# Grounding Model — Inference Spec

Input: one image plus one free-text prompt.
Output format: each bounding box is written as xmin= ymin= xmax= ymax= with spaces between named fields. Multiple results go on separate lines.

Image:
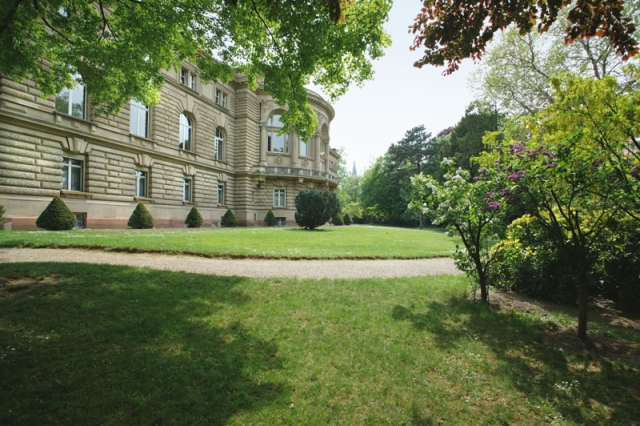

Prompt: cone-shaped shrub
xmin=294 ymin=189 xmax=339 ymax=230
xmin=185 ymin=206 xmax=204 ymax=228
xmin=221 ymin=209 xmax=238 ymax=227
xmin=128 ymin=203 xmax=155 ymax=229
xmin=0 ymin=205 xmax=6 ymax=230
xmin=36 ymin=196 xmax=76 ymax=230
xmin=331 ymin=213 xmax=344 ymax=226
xmin=264 ymin=209 xmax=277 ymax=226
xmin=343 ymin=213 xmax=352 ymax=225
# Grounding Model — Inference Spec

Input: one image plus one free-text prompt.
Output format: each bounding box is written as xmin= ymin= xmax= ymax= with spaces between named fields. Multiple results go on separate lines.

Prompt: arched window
xmin=179 ymin=113 xmax=192 ymax=151
xmin=215 ymin=128 xmax=224 ymax=160
xmin=267 ymin=114 xmax=288 ymax=153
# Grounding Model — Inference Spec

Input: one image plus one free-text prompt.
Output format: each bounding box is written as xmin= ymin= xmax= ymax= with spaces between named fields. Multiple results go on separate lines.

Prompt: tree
xmin=439 ymin=102 xmax=499 ymax=177
xmin=410 ymin=0 xmax=639 ymax=75
xmin=343 ymin=212 xmax=352 ymax=225
xmin=128 ymin=203 xmax=155 ymax=229
xmin=294 ymin=189 xmax=339 ymax=230
xmin=411 ymin=159 xmax=505 ymax=303
xmin=221 ymin=209 xmax=238 ymax=227
xmin=1 ymin=0 xmax=391 ymax=140
xmin=185 ymin=206 xmax=204 ymax=228
xmin=264 ymin=209 xmax=277 ymax=226
xmin=480 ymin=75 xmax=640 ymax=339
xmin=36 ymin=196 xmax=76 ymax=230
xmin=388 ymin=125 xmax=432 ymax=228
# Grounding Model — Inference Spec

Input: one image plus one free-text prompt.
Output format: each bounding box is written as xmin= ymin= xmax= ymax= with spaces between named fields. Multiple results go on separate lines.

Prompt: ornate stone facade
xmin=0 ymin=67 xmax=339 ymax=229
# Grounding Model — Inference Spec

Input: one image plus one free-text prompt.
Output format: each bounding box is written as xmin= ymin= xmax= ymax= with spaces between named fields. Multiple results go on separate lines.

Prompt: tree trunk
xmin=419 ymin=211 xmax=424 ymax=229
xmin=479 ymin=272 xmax=488 ymax=303
xmin=576 ymin=271 xmax=589 ymax=340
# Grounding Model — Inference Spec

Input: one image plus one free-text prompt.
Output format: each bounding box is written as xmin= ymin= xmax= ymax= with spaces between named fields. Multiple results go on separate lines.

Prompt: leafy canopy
xmin=410 ymin=0 xmax=638 ymax=74
xmin=1 ymin=0 xmax=391 ymax=140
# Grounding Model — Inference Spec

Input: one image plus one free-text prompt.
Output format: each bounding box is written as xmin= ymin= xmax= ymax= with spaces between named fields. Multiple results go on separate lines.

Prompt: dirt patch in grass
xmin=0 ymin=275 xmax=60 ymax=298
xmin=485 ymin=290 xmax=640 ymax=365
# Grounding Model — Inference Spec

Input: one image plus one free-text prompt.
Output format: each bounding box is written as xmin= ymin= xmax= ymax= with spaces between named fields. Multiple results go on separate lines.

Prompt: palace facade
xmin=0 ymin=66 xmax=339 ymax=229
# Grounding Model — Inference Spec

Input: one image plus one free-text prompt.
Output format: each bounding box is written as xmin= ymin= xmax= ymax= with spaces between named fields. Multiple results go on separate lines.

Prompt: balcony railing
xmin=263 ymin=167 xmax=335 ymax=182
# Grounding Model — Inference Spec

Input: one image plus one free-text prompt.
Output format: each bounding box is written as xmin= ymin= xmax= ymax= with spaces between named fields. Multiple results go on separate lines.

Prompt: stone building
xmin=0 ymin=66 xmax=339 ymax=229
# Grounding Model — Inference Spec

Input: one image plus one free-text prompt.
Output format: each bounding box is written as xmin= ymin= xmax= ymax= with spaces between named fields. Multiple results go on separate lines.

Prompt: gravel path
xmin=0 ymin=248 xmax=461 ymax=279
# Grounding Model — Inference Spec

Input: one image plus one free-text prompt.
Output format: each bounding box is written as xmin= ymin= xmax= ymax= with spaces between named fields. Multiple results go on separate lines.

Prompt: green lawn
xmin=1 ymin=263 xmax=638 ymax=425
xmin=0 ymin=225 xmax=457 ymax=259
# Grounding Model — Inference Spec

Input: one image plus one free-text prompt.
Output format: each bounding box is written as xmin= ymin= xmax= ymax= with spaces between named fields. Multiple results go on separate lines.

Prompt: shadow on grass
xmin=0 ymin=263 xmax=285 ymax=425
xmin=392 ymin=299 xmax=640 ymax=425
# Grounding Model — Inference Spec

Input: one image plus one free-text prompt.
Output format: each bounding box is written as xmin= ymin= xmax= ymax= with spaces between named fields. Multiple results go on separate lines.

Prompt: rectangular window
xmin=276 ymin=217 xmax=286 ymax=226
xmin=216 ymin=90 xmax=227 ymax=108
xmin=217 ymin=184 xmax=224 ymax=204
xmin=189 ymin=73 xmax=196 ymax=90
xmin=55 ymin=75 xmax=85 ymax=119
xmin=129 ymin=100 xmax=149 ymax=138
xmin=180 ymin=69 xmax=187 ymax=85
xmin=300 ymin=139 xmax=310 ymax=157
xmin=62 ymin=157 xmax=84 ymax=191
xmin=183 ymin=178 xmax=192 ymax=202
xmin=135 ymin=170 xmax=148 ymax=198
xmin=273 ymin=188 xmax=286 ymax=207
xmin=74 ymin=213 xmax=86 ymax=229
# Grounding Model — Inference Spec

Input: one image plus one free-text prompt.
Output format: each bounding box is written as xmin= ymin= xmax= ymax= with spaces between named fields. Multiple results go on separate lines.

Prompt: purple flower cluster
xmin=508 ymin=170 xmax=526 ymax=181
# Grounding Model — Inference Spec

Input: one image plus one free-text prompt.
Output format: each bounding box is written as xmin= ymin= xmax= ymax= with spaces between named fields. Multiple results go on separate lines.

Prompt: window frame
xmin=135 ymin=169 xmax=149 ymax=198
xmin=180 ymin=69 xmax=188 ymax=85
xmin=215 ymin=89 xmax=228 ymax=108
xmin=267 ymin=114 xmax=289 ymax=154
xmin=214 ymin=128 xmax=224 ymax=161
xmin=299 ymin=138 xmax=311 ymax=157
xmin=273 ymin=188 xmax=286 ymax=207
xmin=217 ymin=184 xmax=224 ymax=205
xmin=129 ymin=100 xmax=149 ymax=138
xmin=183 ymin=177 xmax=193 ymax=202
xmin=179 ymin=113 xmax=193 ymax=151
xmin=54 ymin=74 xmax=86 ymax=119
xmin=62 ymin=156 xmax=84 ymax=191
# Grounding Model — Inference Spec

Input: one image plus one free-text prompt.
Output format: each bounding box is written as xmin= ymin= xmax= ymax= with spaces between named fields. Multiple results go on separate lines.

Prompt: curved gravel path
xmin=0 ymin=248 xmax=461 ymax=279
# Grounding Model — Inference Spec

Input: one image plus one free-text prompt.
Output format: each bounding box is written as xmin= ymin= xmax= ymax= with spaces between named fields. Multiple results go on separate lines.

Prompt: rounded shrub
xmin=331 ymin=213 xmax=344 ymax=226
xmin=128 ymin=203 xmax=155 ymax=229
xmin=185 ymin=206 xmax=204 ymax=228
xmin=221 ymin=209 xmax=238 ymax=227
xmin=294 ymin=189 xmax=339 ymax=230
xmin=343 ymin=213 xmax=352 ymax=225
xmin=264 ymin=209 xmax=277 ymax=226
xmin=36 ymin=196 xmax=76 ymax=230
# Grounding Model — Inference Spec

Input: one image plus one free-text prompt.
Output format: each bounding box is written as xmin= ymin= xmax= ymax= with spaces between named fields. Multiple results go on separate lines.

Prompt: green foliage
xmin=221 ymin=209 xmax=238 ymax=227
xmin=342 ymin=202 xmax=363 ymax=221
xmin=331 ymin=213 xmax=344 ymax=226
xmin=264 ymin=210 xmax=277 ymax=227
xmin=1 ymin=0 xmax=391 ymax=140
xmin=410 ymin=159 xmax=506 ymax=303
xmin=294 ymin=189 xmax=339 ymax=230
xmin=185 ymin=206 xmax=204 ymax=228
xmin=128 ymin=203 xmax=155 ymax=229
xmin=36 ymin=196 xmax=76 ymax=231
xmin=343 ymin=213 xmax=352 ymax=225
xmin=0 ymin=205 xmax=5 ymax=230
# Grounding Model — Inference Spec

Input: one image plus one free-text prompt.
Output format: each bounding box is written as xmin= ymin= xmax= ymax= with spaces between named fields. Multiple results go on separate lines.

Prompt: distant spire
xmin=352 ymin=161 xmax=357 ymax=176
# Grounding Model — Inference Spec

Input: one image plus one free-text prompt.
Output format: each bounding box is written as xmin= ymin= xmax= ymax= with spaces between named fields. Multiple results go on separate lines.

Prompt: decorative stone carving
xmin=275 ymin=155 xmax=283 ymax=164
xmin=218 ymin=173 xmax=227 ymax=182
xmin=302 ymin=159 xmax=309 ymax=167
xmin=183 ymin=165 xmax=197 ymax=176
xmin=135 ymin=154 xmax=154 ymax=167
xmin=61 ymin=137 xmax=90 ymax=154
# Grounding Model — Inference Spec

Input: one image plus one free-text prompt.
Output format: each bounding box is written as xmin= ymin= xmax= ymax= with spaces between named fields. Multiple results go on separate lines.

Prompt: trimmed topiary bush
xmin=294 ymin=189 xmax=339 ymax=230
xmin=36 ymin=196 xmax=76 ymax=230
xmin=343 ymin=213 xmax=352 ymax=225
xmin=0 ymin=205 xmax=6 ymax=230
xmin=128 ymin=203 xmax=155 ymax=229
xmin=185 ymin=206 xmax=204 ymax=228
xmin=264 ymin=209 xmax=277 ymax=226
xmin=221 ymin=209 xmax=238 ymax=227
xmin=331 ymin=213 xmax=344 ymax=226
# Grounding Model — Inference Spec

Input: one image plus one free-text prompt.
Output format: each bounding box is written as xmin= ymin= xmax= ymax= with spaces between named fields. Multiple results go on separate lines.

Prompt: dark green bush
xmin=36 ymin=196 xmax=76 ymax=230
xmin=0 ymin=205 xmax=5 ymax=230
xmin=294 ymin=189 xmax=339 ymax=230
xmin=128 ymin=203 xmax=155 ymax=229
xmin=185 ymin=206 xmax=204 ymax=228
xmin=331 ymin=213 xmax=344 ymax=226
xmin=264 ymin=210 xmax=277 ymax=226
xmin=221 ymin=209 xmax=238 ymax=227
xmin=343 ymin=213 xmax=352 ymax=225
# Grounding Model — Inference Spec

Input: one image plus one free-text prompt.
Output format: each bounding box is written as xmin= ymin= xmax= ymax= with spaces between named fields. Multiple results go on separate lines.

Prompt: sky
xmin=311 ymin=2 xmax=480 ymax=175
